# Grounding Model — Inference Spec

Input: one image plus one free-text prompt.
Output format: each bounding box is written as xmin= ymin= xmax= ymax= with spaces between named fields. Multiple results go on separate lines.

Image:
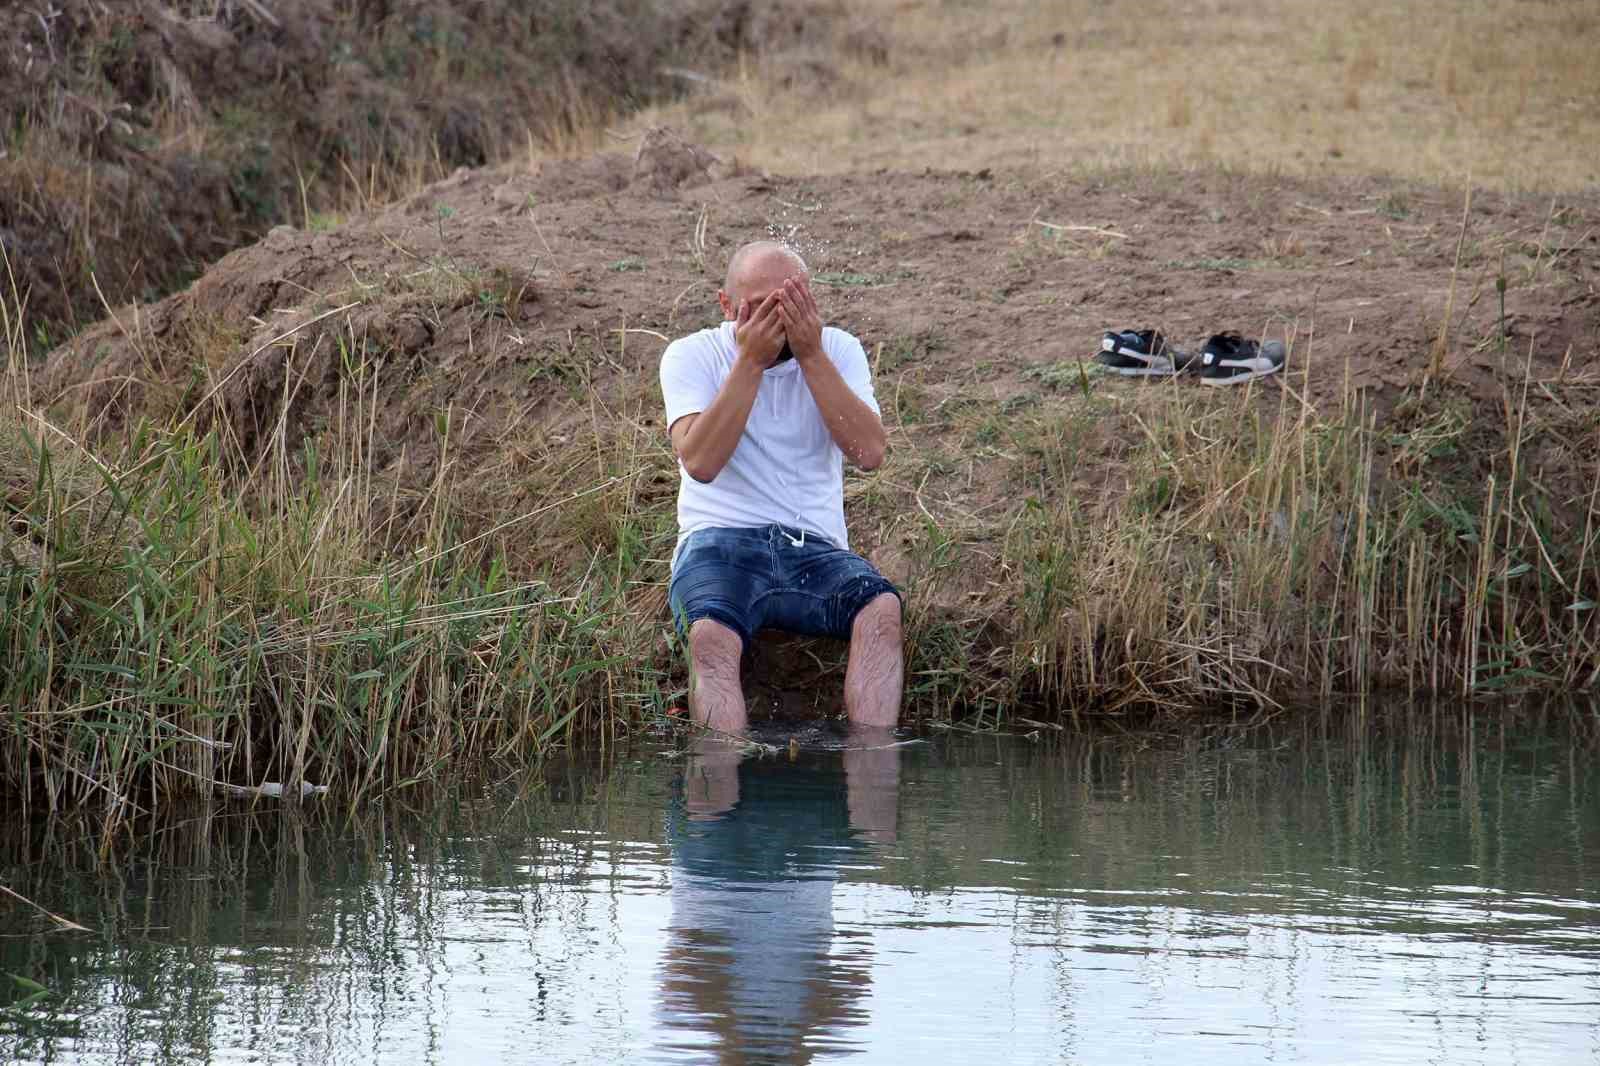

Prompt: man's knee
xmin=688 ymin=617 xmax=743 ymax=673
xmin=852 ymin=593 xmax=902 ymax=645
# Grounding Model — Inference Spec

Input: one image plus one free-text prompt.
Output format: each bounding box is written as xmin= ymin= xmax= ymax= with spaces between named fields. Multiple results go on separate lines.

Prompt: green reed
xmin=998 ymin=341 xmax=1600 ymax=713
xmin=1 ymin=304 xmax=674 ymax=824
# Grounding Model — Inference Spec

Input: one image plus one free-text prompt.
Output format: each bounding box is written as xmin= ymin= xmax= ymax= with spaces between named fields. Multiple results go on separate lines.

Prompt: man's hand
xmin=669 ymin=293 xmax=778 ymax=483
xmin=773 ymin=273 xmax=888 ymax=470
xmin=776 ymin=275 xmax=824 ymax=363
xmin=733 ymin=291 xmax=786 ymax=369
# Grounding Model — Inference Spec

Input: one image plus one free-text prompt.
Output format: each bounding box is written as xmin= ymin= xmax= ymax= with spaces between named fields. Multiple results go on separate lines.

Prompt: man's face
xmin=719 ymin=253 xmax=808 ymax=363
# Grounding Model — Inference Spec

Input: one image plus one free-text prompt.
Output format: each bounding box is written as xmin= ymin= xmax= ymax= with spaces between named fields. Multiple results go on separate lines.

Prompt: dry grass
xmin=628 ymin=0 xmax=1600 ymax=194
xmin=0 ymin=258 xmax=678 ymax=826
xmin=866 ymin=343 xmax=1600 ymax=721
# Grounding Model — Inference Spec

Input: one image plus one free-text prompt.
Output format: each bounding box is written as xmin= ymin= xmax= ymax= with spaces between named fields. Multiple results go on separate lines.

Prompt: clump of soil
xmin=1 ymin=0 xmax=866 ymax=348
xmin=633 ymin=127 xmax=724 ymax=192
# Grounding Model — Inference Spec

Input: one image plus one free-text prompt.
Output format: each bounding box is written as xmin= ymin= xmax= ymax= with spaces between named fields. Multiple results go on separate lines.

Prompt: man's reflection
xmin=656 ymin=729 xmax=901 ymax=1063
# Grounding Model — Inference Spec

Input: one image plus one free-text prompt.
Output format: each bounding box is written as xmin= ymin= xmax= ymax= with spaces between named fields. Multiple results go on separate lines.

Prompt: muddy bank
xmin=30 ymin=153 xmax=1600 ymax=713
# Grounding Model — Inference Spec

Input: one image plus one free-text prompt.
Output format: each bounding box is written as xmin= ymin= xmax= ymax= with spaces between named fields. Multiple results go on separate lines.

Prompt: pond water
xmin=3 ymin=708 xmax=1598 ymax=1065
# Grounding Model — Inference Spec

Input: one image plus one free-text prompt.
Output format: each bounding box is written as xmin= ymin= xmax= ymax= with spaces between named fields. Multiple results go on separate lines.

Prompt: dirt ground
xmin=630 ymin=0 xmax=1600 ymax=194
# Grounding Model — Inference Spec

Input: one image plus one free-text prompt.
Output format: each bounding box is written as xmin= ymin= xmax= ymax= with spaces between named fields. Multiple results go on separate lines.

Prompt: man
xmin=660 ymin=240 xmax=902 ymax=734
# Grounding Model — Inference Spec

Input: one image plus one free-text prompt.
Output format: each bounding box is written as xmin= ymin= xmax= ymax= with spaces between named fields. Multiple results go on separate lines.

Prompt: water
xmin=3 ymin=709 xmax=1599 ymax=1064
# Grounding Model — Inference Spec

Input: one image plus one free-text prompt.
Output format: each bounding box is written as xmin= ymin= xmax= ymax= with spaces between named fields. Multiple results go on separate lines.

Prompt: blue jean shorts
xmin=669 ymin=524 xmax=900 ymax=650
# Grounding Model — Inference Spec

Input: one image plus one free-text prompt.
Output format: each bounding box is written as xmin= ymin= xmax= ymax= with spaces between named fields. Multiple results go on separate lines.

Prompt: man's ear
xmin=717 ymin=289 xmax=734 ymax=320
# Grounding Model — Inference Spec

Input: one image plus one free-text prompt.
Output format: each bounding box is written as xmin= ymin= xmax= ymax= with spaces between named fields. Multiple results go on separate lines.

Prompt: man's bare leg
xmin=688 ymin=618 xmax=748 ymax=734
xmin=844 ymin=593 xmax=903 ymax=728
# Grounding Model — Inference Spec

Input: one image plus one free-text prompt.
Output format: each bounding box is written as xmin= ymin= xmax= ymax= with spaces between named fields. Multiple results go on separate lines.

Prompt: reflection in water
xmin=2 ymin=708 xmax=1598 ymax=1064
xmin=656 ymin=732 xmax=899 ymax=1063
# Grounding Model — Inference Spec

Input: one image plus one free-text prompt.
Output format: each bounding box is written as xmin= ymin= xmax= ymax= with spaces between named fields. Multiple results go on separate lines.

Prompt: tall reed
xmin=999 ymin=343 xmax=1600 ymax=712
xmin=1 ymin=292 xmax=674 ymax=825
xmin=7 ymin=271 xmax=1599 ymax=827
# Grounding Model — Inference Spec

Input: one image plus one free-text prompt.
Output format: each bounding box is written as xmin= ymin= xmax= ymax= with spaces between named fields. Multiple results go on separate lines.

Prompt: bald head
xmin=721 ymin=241 xmax=808 ymax=305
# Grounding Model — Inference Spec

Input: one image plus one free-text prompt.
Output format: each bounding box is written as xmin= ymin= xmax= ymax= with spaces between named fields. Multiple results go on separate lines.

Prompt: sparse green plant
xmin=1022 ymin=360 xmax=1107 ymax=392
xmin=890 ymin=379 xmax=929 ymax=425
xmin=813 ymin=271 xmax=884 ymax=288
xmin=1162 ymin=256 xmax=1259 ymax=272
xmin=1387 ymin=401 xmax=1470 ymax=468
xmin=1379 ymin=191 xmax=1411 ymax=220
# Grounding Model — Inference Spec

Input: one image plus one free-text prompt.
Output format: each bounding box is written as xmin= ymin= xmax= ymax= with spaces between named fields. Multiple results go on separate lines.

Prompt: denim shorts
xmin=669 ymin=524 xmax=900 ymax=650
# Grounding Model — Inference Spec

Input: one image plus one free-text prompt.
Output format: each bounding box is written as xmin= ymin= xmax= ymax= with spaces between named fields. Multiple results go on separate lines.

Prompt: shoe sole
xmin=1096 ymin=353 xmax=1176 ymax=375
xmin=1200 ymin=361 xmax=1283 ymax=386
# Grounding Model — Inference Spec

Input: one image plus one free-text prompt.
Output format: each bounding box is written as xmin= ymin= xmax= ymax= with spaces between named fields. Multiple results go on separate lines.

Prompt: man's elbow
xmin=855 ymin=440 xmax=887 ymax=472
xmin=681 ymin=456 xmax=721 ymax=483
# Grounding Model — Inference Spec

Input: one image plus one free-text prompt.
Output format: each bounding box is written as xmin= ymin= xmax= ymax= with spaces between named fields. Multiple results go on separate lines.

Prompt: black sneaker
xmin=1096 ymin=329 xmax=1193 ymax=376
xmin=1197 ymin=333 xmax=1286 ymax=386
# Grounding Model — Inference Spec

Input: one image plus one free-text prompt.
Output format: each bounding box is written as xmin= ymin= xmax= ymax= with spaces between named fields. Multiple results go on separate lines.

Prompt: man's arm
xmin=777 ymin=276 xmax=887 ymax=471
xmin=669 ymin=370 xmax=760 ymax=484
xmin=670 ymin=292 xmax=786 ymax=483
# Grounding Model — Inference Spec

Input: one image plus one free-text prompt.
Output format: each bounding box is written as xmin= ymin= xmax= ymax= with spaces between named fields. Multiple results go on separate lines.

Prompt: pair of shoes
xmin=1096 ymin=329 xmax=1285 ymax=385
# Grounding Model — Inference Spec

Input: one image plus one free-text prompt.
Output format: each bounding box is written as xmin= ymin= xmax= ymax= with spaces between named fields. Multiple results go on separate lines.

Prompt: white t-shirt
xmin=660 ymin=321 xmax=880 ymax=555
